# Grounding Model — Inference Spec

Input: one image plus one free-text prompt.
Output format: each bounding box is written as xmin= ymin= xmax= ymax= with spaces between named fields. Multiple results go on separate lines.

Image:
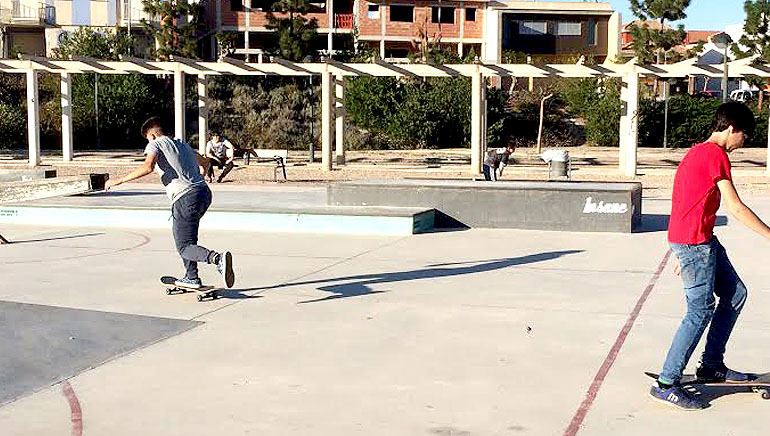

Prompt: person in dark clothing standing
xmin=104 ymin=117 xmax=235 ymax=290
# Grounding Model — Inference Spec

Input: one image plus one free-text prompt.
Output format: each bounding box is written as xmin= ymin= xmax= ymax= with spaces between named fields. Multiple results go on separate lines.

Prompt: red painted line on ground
xmin=563 ymin=249 xmax=671 ymax=436
xmin=61 ymin=380 xmax=83 ymax=436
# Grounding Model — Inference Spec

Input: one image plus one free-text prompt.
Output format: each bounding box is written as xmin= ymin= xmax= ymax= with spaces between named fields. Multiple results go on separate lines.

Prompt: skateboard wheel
xmin=761 ymin=390 xmax=770 ymax=400
xmin=197 ymin=295 xmax=203 ymax=302
xmin=166 ymin=289 xmax=172 ymax=295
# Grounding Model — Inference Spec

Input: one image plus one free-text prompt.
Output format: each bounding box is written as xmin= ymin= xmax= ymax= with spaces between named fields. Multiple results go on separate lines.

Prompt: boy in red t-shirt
xmin=650 ymin=102 xmax=770 ymax=410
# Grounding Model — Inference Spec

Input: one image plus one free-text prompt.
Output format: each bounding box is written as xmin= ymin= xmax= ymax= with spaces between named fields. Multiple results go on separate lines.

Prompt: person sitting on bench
xmin=204 ymin=132 xmax=235 ymax=183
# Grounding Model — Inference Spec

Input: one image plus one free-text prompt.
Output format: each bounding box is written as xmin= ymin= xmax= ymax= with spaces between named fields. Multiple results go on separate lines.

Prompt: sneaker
xmin=649 ymin=383 xmax=709 ymax=410
xmin=216 ymin=251 xmax=234 ymax=288
xmin=696 ymin=362 xmax=754 ymax=383
xmin=174 ymin=277 xmax=203 ymax=289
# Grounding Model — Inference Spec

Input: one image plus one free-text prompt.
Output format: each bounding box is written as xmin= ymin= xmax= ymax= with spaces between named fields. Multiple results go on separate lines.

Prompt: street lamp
xmin=710 ymin=32 xmax=732 ymax=102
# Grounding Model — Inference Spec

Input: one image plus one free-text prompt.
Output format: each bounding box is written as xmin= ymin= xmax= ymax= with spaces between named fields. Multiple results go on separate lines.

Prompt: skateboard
xmin=645 ymin=371 xmax=770 ymax=400
xmin=161 ymin=276 xmax=220 ymax=302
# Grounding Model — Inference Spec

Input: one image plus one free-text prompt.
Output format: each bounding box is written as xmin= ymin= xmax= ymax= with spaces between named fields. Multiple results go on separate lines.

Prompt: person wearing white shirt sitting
xmin=205 ymin=132 xmax=235 ymax=183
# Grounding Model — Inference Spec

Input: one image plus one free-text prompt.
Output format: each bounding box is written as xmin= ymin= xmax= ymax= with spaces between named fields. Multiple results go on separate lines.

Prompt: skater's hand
xmin=104 ymin=178 xmax=121 ymax=192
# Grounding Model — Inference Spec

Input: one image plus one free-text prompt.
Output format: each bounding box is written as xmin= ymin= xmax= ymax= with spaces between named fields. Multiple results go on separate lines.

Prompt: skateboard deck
xmin=161 ymin=276 xmax=220 ymax=302
xmin=645 ymin=371 xmax=770 ymax=399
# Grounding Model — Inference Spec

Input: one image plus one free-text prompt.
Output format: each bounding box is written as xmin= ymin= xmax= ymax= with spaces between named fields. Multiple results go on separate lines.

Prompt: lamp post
xmin=710 ymin=32 xmax=732 ymax=102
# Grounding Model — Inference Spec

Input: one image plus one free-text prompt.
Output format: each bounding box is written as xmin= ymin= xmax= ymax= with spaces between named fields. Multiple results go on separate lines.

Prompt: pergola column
xmin=619 ymin=72 xmax=640 ymax=176
xmin=174 ymin=69 xmax=185 ymax=141
xmin=26 ymin=70 xmax=40 ymax=167
xmin=61 ymin=72 xmax=73 ymax=162
xmin=335 ymin=74 xmax=346 ymax=165
xmin=471 ymin=68 xmax=484 ymax=175
xmin=197 ymin=74 xmax=208 ymax=154
xmin=321 ymin=70 xmax=334 ymax=171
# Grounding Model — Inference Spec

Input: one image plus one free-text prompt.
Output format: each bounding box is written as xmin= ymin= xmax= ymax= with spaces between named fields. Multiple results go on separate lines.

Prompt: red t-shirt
xmin=668 ymin=142 xmax=732 ymax=244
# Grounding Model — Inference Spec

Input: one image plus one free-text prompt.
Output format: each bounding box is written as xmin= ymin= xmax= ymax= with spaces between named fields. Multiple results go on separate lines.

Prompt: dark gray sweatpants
xmin=172 ymin=185 xmax=215 ymax=280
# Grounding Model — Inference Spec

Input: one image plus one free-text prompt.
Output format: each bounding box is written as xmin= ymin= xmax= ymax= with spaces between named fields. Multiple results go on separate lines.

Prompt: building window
xmin=431 ymin=6 xmax=454 ymax=24
xmin=520 ymin=21 xmax=547 ymax=35
xmin=587 ymin=19 xmax=597 ymax=45
xmin=556 ymin=22 xmax=581 ymax=36
xmin=230 ymin=0 xmax=243 ymax=12
xmin=465 ymin=8 xmax=476 ymax=22
xmin=390 ymin=5 xmax=414 ymax=22
xmin=367 ymin=4 xmax=379 ymax=19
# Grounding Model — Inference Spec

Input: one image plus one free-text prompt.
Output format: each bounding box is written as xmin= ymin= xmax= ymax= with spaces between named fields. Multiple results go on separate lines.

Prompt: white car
xmin=730 ymin=89 xmax=754 ymax=103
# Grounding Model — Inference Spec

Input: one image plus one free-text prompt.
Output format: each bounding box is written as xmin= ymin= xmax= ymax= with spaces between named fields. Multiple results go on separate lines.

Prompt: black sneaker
xmin=649 ymin=383 xmax=709 ymax=410
xmin=216 ymin=251 xmax=235 ymax=288
xmin=696 ymin=362 xmax=753 ymax=383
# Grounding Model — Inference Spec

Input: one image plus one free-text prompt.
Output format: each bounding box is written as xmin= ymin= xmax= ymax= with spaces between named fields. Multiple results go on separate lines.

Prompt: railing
xmin=4 ymin=1 xmax=55 ymax=25
xmin=335 ymin=13 xmax=353 ymax=29
xmin=122 ymin=0 xmax=155 ymax=23
xmin=39 ymin=4 xmax=54 ymax=25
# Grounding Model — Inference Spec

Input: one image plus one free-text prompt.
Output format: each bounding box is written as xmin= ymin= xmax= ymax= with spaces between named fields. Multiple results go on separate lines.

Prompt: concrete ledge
xmin=0 ymin=205 xmax=435 ymax=235
xmin=328 ymin=179 xmax=642 ymax=233
xmin=0 ymin=174 xmax=107 ymax=204
xmin=0 ymin=168 xmax=56 ymax=183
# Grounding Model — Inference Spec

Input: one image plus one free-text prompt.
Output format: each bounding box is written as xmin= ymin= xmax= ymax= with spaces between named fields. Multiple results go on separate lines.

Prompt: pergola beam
xmin=6 ymin=57 xmax=770 ymax=176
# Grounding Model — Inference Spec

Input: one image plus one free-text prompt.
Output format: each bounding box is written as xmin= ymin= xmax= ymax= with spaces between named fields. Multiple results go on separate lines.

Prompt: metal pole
xmin=309 ymin=76 xmax=315 ymax=163
xmin=663 ymin=80 xmax=669 ymax=148
xmin=722 ymin=44 xmax=728 ymax=103
xmin=95 ymin=74 xmax=100 ymax=149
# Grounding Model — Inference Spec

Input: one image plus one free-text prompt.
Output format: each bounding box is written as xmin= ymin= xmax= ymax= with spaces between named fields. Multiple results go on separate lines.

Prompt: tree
xmin=141 ymin=0 xmax=203 ymax=59
xmin=54 ymin=27 xmax=133 ymax=60
xmin=266 ymin=0 xmax=319 ymax=61
xmin=628 ymin=0 xmax=690 ymax=64
xmin=734 ymin=0 xmax=770 ymax=108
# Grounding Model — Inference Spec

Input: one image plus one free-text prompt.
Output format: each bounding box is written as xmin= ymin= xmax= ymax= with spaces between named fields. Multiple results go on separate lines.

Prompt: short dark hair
xmin=713 ymin=102 xmax=755 ymax=136
xmin=140 ymin=116 xmax=164 ymax=136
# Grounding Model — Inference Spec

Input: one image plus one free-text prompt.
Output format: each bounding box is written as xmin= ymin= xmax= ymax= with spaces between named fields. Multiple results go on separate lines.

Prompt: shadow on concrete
xmin=215 ymin=289 xmax=263 ymax=300
xmin=83 ymin=190 xmax=165 ymax=197
xmin=265 ymin=250 xmax=583 ymax=304
xmin=7 ymin=232 xmax=104 ymax=245
xmin=433 ymin=210 xmax=470 ymax=231
xmin=636 ymin=214 xmax=727 ymax=233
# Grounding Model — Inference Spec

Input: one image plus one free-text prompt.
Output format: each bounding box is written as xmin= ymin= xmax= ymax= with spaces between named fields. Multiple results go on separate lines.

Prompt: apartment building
xmin=0 ymin=0 xmax=154 ymax=58
xmin=46 ymin=0 xmax=155 ymax=55
xmin=486 ymin=1 xmax=620 ymax=63
xmin=206 ymin=0 xmax=620 ymax=63
xmin=0 ymin=0 xmax=56 ymax=57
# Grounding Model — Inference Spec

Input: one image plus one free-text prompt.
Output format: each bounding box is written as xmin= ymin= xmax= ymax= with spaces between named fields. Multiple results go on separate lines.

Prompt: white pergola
xmin=2 ymin=55 xmax=769 ymax=177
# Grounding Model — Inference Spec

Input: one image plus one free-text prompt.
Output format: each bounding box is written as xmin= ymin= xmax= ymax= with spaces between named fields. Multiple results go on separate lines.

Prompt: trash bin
xmin=541 ymin=149 xmax=570 ymax=180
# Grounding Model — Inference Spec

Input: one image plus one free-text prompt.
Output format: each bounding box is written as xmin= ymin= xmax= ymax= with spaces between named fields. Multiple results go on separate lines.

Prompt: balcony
xmin=121 ymin=0 xmax=156 ymax=25
xmin=0 ymin=1 xmax=55 ymax=26
xmin=334 ymin=13 xmax=352 ymax=29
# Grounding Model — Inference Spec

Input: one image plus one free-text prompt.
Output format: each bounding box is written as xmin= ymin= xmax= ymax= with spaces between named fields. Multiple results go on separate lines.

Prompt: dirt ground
xmin=3 ymin=146 xmax=770 ymax=197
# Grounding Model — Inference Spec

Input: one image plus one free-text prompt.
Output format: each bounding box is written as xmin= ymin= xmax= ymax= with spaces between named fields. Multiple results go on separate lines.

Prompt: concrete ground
xmin=2 ymin=186 xmax=770 ymax=435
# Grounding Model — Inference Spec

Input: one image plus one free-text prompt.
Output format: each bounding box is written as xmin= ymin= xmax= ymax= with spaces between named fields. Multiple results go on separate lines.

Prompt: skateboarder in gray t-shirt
xmin=104 ymin=117 xmax=235 ymax=289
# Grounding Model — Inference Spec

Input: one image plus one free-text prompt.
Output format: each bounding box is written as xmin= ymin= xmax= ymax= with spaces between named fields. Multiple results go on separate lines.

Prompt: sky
xmin=607 ymin=0 xmax=747 ymax=31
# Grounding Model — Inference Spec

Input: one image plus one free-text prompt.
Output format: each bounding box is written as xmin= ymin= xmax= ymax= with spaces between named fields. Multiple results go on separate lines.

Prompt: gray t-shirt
xmin=144 ymin=136 xmax=205 ymax=203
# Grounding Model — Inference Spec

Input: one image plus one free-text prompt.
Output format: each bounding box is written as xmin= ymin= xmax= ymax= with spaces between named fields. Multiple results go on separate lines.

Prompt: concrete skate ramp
xmin=328 ymin=179 xmax=643 ymax=232
xmin=0 ymin=301 xmax=200 ymax=405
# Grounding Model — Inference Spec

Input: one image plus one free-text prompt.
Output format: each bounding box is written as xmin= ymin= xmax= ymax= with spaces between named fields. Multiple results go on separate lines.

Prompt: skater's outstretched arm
xmin=105 ymin=152 xmax=158 ymax=191
xmin=717 ymin=179 xmax=770 ymax=239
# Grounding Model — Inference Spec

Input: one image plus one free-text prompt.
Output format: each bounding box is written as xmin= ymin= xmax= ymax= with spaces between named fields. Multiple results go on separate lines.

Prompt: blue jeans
xmin=171 ymin=185 xmax=214 ymax=280
xmin=659 ymin=237 xmax=748 ymax=384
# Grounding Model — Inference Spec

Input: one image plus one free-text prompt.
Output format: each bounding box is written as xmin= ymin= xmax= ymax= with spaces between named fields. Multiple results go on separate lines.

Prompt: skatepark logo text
xmin=582 ymin=197 xmax=628 ymax=214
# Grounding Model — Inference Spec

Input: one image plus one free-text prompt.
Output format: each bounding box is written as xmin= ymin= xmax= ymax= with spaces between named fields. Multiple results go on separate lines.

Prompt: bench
xmin=240 ymin=148 xmax=288 ymax=182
